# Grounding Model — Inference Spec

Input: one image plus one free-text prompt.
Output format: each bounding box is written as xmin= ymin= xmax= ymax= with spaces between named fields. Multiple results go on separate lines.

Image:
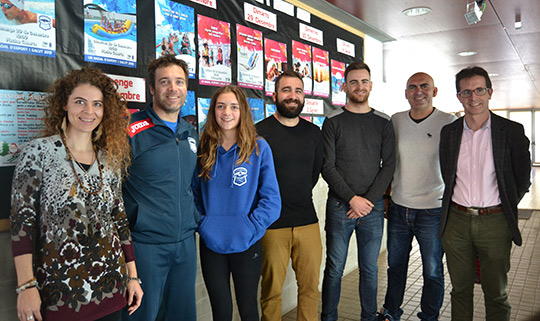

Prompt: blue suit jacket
xmin=439 ymin=112 xmax=531 ymax=245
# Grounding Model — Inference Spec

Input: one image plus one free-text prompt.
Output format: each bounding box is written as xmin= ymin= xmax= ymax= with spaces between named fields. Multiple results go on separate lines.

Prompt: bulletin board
xmin=0 ymin=0 xmax=364 ymax=223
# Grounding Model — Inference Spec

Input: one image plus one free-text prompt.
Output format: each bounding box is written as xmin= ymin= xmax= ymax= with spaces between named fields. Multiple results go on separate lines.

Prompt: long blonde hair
xmin=197 ymin=86 xmax=259 ymax=181
xmin=42 ymin=67 xmax=131 ymax=175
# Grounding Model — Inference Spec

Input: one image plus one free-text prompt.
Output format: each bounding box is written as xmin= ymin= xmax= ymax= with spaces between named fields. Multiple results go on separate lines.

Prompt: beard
xmin=154 ymin=95 xmax=185 ymax=114
xmin=276 ymin=98 xmax=304 ymax=118
xmin=348 ymin=90 xmax=370 ymax=104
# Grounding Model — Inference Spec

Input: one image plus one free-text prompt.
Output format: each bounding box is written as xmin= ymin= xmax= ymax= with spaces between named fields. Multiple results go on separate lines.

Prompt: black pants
xmin=200 ymin=238 xmax=263 ymax=321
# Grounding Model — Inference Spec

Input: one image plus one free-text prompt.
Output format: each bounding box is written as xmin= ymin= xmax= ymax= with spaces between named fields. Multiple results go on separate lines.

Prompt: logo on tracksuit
xmin=232 ymin=167 xmax=248 ymax=186
xmin=128 ymin=118 xmax=155 ymax=137
xmin=188 ymin=137 xmax=197 ymax=154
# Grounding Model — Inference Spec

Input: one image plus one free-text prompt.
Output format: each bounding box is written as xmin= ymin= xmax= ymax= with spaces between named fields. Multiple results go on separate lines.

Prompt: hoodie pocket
xmin=198 ymin=214 xmax=256 ymax=254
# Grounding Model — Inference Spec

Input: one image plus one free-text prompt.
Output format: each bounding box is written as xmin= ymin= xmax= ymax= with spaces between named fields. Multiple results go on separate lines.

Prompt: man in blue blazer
xmin=439 ymin=66 xmax=531 ymax=321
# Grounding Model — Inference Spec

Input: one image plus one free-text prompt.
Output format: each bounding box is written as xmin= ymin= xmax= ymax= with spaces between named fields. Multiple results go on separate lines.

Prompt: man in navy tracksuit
xmin=122 ymin=56 xmax=199 ymax=321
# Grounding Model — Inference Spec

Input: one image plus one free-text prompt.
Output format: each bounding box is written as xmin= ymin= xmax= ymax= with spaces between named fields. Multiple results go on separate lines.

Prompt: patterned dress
xmin=10 ymin=135 xmax=135 ymax=321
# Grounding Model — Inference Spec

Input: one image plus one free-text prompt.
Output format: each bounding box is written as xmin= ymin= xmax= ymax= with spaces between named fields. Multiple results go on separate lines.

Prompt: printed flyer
xmin=0 ymin=89 xmax=47 ymax=166
xmin=247 ymin=97 xmax=264 ymax=123
xmin=155 ymin=0 xmax=196 ymax=78
xmin=265 ymin=104 xmax=276 ymax=118
xmin=331 ymin=59 xmax=346 ymax=106
xmin=197 ymin=97 xmax=211 ymax=132
xmin=312 ymin=47 xmax=329 ymax=97
xmin=83 ymin=0 xmax=137 ymax=68
xmin=197 ymin=15 xmax=231 ymax=86
xmin=0 ymin=0 xmax=55 ymax=57
xmin=264 ymin=38 xmax=287 ymax=96
xmin=237 ymin=24 xmax=263 ymax=90
xmin=292 ymin=40 xmax=312 ymax=95
xmin=312 ymin=116 xmax=324 ymax=129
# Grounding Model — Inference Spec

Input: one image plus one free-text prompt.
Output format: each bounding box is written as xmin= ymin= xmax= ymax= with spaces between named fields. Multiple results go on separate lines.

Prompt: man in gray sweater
xmin=379 ymin=72 xmax=456 ymax=321
xmin=321 ymin=61 xmax=395 ymax=321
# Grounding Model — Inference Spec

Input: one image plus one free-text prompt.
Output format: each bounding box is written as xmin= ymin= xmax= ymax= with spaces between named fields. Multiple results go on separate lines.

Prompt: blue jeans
xmin=321 ymin=196 xmax=384 ymax=321
xmin=383 ymin=202 xmax=444 ymax=321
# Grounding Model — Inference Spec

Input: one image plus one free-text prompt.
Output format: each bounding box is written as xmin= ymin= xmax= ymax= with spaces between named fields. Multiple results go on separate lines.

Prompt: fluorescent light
xmin=458 ymin=51 xmax=477 ymax=57
xmin=402 ymin=7 xmax=432 ymax=17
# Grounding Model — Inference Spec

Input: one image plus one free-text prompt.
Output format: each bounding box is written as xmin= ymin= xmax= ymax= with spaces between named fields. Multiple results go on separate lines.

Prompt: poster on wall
xmin=83 ymin=0 xmax=137 ymax=68
xmin=312 ymin=47 xmax=329 ymax=97
xmin=292 ymin=40 xmax=312 ymax=95
xmin=197 ymin=97 xmax=211 ymax=132
xmin=197 ymin=15 xmax=231 ymax=86
xmin=155 ymin=0 xmax=196 ymax=79
xmin=265 ymin=104 xmax=276 ymax=117
xmin=264 ymin=38 xmax=287 ymax=96
xmin=236 ymin=24 xmax=263 ymax=90
xmin=0 ymin=0 xmax=55 ymax=57
xmin=247 ymin=97 xmax=264 ymax=123
xmin=331 ymin=59 xmax=346 ymax=106
xmin=0 ymin=89 xmax=47 ymax=166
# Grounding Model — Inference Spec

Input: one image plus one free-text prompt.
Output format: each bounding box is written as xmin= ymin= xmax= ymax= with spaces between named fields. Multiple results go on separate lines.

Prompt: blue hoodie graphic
xmin=192 ymin=138 xmax=281 ymax=254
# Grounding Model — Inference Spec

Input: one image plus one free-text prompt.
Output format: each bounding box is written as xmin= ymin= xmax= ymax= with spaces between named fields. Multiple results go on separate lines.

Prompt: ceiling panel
xmin=324 ymin=0 xmax=540 ymax=109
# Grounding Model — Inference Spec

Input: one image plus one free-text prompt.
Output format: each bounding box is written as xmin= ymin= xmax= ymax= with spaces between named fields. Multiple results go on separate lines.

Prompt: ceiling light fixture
xmin=515 ymin=12 xmax=522 ymax=29
xmin=402 ymin=7 xmax=432 ymax=17
xmin=458 ymin=51 xmax=477 ymax=57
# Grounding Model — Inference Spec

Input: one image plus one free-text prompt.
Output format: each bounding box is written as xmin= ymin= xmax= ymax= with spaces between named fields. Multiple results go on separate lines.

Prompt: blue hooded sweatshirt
xmin=192 ymin=138 xmax=281 ymax=254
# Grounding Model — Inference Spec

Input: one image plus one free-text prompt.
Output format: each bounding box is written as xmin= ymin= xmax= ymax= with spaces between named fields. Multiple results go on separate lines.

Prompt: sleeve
xmin=511 ymin=123 xmax=531 ymax=202
xmin=191 ymin=166 xmax=205 ymax=224
xmin=248 ymin=141 xmax=281 ymax=232
xmin=321 ymin=117 xmax=356 ymax=202
xmin=312 ymin=128 xmax=323 ymax=188
xmin=364 ymin=119 xmax=396 ymax=202
xmin=10 ymin=141 xmax=42 ymax=257
xmin=111 ymin=174 xmax=135 ymax=263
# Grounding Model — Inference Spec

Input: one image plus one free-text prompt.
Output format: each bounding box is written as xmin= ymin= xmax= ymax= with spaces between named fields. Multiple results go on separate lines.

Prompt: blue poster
xmin=248 ymin=98 xmax=264 ymax=124
xmin=83 ymin=0 xmax=137 ymax=68
xmin=0 ymin=0 xmax=55 ymax=57
xmin=197 ymin=97 xmax=211 ymax=133
xmin=155 ymin=0 xmax=196 ymax=79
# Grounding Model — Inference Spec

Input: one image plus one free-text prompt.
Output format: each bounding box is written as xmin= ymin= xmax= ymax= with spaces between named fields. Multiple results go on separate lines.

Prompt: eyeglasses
xmin=458 ymin=87 xmax=490 ymax=98
xmin=1 ymin=3 xmax=14 ymax=9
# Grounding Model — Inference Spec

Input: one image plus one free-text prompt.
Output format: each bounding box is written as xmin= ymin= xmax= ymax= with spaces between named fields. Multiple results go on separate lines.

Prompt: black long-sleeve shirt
xmin=322 ymin=107 xmax=395 ymax=203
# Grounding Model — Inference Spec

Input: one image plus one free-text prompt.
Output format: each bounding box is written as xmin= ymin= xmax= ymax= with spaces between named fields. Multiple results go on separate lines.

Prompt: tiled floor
xmin=283 ymin=212 xmax=540 ymax=320
xmin=284 ymin=167 xmax=540 ymax=321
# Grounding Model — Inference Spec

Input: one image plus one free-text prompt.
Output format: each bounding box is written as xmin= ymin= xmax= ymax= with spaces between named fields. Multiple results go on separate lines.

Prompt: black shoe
xmin=377 ymin=310 xmax=394 ymax=321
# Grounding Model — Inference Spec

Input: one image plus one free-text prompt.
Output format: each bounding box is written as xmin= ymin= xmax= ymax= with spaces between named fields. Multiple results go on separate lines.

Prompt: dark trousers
xmin=96 ymin=309 xmax=121 ymax=321
xmin=200 ymin=237 xmax=263 ymax=321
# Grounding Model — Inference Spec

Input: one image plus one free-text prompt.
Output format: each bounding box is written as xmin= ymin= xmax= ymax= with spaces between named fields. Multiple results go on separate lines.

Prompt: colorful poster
xmin=331 ymin=59 xmax=346 ymax=106
xmin=312 ymin=48 xmax=329 ymax=97
xmin=265 ymin=104 xmax=276 ymax=118
xmin=181 ymin=91 xmax=196 ymax=116
xmin=155 ymin=0 xmax=196 ymax=78
xmin=197 ymin=97 xmax=211 ymax=132
xmin=83 ymin=0 xmax=137 ymax=68
xmin=0 ymin=0 xmax=55 ymax=57
xmin=198 ymin=15 xmax=231 ymax=86
xmin=264 ymin=38 xmax=287 ymax=96
xmin=312 ymin=116 xmax=324 ymax=129
xmin=237 ymin=24 xmax=263 ymax=90
xmin=292 ymin=40 xmax=312 ymax=95
xmin=0 ymin=89 xmax=47 ymax=166
xmin=247 ymin=97 xmax=264 ymax=123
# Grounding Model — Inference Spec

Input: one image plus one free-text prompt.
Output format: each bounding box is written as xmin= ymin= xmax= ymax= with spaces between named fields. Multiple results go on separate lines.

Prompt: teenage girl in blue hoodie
xmin=193 ymin=85 xmax=281 ymax=321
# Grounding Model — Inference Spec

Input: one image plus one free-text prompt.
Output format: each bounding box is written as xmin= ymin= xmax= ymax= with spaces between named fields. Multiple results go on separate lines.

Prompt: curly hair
xmin=198 ymin=86 xmax=259 ymax=181
xmin=42 ymin=67 xmax=131 ymax=175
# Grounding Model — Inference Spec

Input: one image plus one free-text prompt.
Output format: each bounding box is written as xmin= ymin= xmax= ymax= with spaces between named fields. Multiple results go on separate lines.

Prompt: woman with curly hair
xmin=10 ymin=67 xmax=143 ymax=321
xmin=192 ymin=85 xmax=281 ymax=321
